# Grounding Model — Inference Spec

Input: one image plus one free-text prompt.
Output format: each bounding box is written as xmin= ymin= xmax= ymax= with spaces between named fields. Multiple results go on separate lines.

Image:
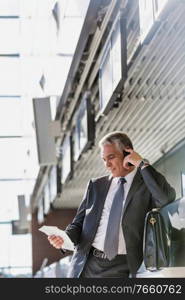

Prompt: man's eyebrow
xmin=101 ymin=153 xmax=115 ymax=159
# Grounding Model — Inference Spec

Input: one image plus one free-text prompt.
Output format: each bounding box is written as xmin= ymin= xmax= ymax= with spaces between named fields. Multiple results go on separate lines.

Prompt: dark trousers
xmin=80 ymin=249 xmax=129 ymax=278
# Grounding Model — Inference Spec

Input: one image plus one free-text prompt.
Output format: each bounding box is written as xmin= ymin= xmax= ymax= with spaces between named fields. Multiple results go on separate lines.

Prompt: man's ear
xmin=123 ymin=150 xmax=129 ymax=157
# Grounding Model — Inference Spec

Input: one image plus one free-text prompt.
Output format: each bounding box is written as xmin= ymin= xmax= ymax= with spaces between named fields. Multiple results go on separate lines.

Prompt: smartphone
xmin=123 ymin=150 xmax=133 ymax=166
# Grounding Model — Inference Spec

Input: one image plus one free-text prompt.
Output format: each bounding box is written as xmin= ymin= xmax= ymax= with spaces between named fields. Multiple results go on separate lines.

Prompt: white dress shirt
xmin=92 ymin=167 xmax=137 ymax=254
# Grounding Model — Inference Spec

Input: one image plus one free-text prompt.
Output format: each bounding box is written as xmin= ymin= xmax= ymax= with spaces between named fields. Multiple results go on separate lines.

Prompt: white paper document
xmin=39 ymin=225 xmax=75 ymax=251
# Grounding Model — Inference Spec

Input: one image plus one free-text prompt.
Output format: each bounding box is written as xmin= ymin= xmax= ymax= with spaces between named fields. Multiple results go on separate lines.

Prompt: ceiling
xmin=52 ymin=0 xmax=185 ymax=209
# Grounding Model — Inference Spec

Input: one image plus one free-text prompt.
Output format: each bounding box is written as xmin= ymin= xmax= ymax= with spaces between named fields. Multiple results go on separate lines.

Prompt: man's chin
xmin=111 ymin=171 xmax=118 ymax=177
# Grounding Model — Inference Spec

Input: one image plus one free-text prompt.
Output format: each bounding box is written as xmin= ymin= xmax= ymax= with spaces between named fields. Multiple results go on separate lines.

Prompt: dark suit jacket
xmin=65 ymin=165 xmax=176 ymax=277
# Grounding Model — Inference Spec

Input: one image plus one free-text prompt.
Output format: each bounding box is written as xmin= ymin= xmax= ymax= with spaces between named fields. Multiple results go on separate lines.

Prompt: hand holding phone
xmin=123 ymin=150 xmax=133 ymax=166
xmin=123 ymin=149 xmax=144 ymax=168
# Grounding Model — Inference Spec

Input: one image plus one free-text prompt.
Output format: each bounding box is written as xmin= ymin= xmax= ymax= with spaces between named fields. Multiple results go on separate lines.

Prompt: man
xmin=48 ymin=131 xmax=176 ymax=277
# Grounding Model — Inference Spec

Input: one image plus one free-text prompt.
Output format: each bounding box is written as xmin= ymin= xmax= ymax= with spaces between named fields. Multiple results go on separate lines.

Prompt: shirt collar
xmin=113 ymin=167 xmax=137 ymax=185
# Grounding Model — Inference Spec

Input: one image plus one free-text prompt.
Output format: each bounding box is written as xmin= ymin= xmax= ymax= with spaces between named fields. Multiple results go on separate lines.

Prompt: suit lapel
xmin=122 ymin=169 xmax=143 ymax=218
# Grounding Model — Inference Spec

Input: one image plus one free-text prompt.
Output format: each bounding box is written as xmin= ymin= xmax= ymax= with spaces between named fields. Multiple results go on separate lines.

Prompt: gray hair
xmin=98 ymin=131 xmax=133 ymax=153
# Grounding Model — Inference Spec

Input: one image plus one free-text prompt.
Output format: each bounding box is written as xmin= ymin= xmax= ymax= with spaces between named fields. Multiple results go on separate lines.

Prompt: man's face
xmin=101 ymin=143 xmax=125 ymax=177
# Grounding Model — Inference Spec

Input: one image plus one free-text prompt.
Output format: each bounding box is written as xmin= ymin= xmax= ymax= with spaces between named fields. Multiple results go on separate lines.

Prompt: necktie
xmin=104 ymin=177 xmax=126 ymax=260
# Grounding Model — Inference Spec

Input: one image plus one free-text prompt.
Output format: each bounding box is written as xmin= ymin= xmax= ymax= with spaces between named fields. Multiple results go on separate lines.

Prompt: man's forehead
xmin=100 ymin=144 xmax=118 ymax=156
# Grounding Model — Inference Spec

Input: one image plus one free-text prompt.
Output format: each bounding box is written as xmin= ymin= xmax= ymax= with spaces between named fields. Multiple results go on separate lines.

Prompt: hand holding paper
xmin=39 ymin=225 xmax=75 ymax=251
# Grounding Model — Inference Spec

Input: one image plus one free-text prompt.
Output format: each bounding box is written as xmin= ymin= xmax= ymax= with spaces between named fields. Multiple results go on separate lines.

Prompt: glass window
xmin=37 ymin=196 xmax=44 ymax=224
xmin=99 ymin=17 xmax=123 ymax=114
xmin=73 ymin=125 xmax=81 ymax=162
xmin=0 ymin=98 xmax=22 ymax=136
xmin=57 ymin=17 xmax=83 ymax=54
xmin=73 ymin=94 xmax=94 ymax=161
xmin=0 ymin=0 xmax=20 ymax=16
xmin=74 ymin=99 xmax=88 ymax=161
xmin=9 ymin=233 xmax=32 ymax=268
xmin=112 ymin=22 xmax=122 ymax=91
xmin=153 ymin=0 xmax=168 ymax=19
xmin=181 ymin=172 xmax=185 ymax=197
xmin=0 ymin=138 xmax=27 ymax=178
xmin=0 ymin=224 xmax=12 ymax=267
xmin=0 ymin=224 xmax=32 ymax=273
xmin=49 ymin=166 xmax=57 ymax=202
xmin=43 ymin=182 xmax=50 ymax=215
xmin=50 ymin=96 xmax=58 ymax=120
xmin=44 ymin=56 xmax=72 ymax=95
xmin=0 ymin=19 xmax=20 ymax=53
xmin=0 ymin=181 xmax=20 ymax=222
xmin=79 ymin=109 xmax=88 ymax=152
xmin=63 ymin=0 xmax=90 ymax=17
xmin=99 ymin=44 xmax=113 ymax=112
xmin=139 ymin=0 xmax=154 ymax=43
xmin=0 ymin=57 xmax=21 ymax=95
xmin=61 ymin=135 xmax=71 ymax=184
xmin=7 ymin=267 xmax=32 ymax=277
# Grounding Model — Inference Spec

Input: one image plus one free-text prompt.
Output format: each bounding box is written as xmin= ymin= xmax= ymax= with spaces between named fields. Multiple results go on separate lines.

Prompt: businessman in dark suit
xmin=48 ymin=131 xmax=176 ymax=277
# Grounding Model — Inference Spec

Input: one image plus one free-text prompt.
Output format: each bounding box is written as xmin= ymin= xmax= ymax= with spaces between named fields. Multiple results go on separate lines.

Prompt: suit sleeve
xmin=65 ymin=180 xmax=92 ymax=245
xmin=140 ymin=165 xmax=176 ymax=207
